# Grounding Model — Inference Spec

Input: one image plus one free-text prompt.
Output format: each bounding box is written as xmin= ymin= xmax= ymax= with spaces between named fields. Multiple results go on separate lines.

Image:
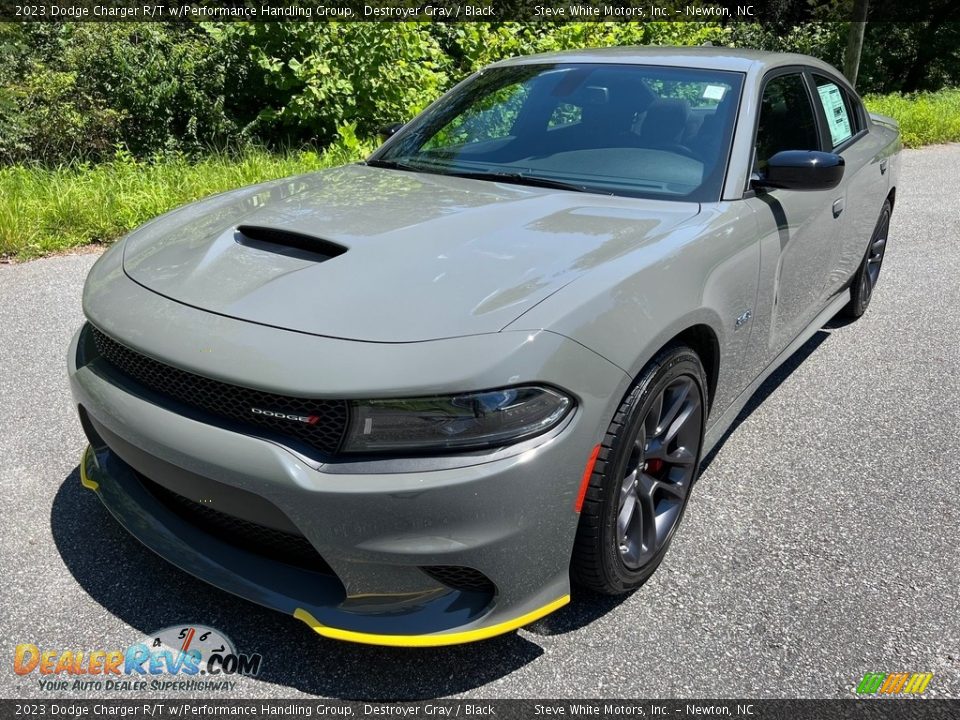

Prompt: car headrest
xmin=641 ymin=99 xmax=690 ymax=146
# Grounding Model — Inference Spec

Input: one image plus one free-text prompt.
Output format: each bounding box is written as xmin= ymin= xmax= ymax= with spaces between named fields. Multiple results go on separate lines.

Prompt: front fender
xmin=505 ymin=201 xmax=762 ymax=424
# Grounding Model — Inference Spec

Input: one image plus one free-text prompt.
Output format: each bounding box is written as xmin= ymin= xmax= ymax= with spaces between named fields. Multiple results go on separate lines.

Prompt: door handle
xmin=832 ymin=198 xmax=845 ymax=218
xmin=880 ymin=158 xmax=888 ymax=175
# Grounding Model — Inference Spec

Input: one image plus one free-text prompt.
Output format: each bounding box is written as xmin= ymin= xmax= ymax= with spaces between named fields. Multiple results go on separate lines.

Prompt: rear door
xmin=808 ymin=71 xmax=890 ymax=291
xmin=745 ymin=69 xmax=843 ymax=361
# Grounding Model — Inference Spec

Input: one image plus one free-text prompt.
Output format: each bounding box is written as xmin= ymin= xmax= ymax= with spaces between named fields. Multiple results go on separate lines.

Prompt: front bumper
xmin=68 ymin=290 xmax=628 ymax=644
xmin=79 ymin=445 xmax=569 ymax=646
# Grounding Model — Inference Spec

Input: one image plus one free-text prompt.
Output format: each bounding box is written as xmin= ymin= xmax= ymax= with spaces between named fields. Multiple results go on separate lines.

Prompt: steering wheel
xmin=654 ymin=143 xmax=701 ymax=161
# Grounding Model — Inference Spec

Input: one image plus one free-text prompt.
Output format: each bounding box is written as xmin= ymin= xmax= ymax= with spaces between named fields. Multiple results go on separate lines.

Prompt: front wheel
xmin=572 ymin=347 xmax=706 ymax=595
xmin=843 ymin=200 xmax=891 ymax=318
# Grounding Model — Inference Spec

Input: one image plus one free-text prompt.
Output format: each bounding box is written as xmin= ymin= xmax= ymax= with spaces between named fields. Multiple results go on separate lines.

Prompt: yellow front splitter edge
xmin=79 ymin=445 xmax=100 ymax=491
xmin=294 ymin=594 xmax=570 ymax=647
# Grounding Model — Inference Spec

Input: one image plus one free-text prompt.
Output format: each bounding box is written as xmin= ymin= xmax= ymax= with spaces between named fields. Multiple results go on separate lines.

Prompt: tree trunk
xmin=902 ymin=15 xmax=951 ymax=93
xmin=843 ymin=0 xmax=870 ymax=88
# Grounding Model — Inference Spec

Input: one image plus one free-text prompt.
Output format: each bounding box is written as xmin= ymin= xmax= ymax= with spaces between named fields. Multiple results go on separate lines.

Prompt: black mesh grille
xmin=421 ymin=566 xmax=495 ymax=594
xmin=90 ymin=325 xmax=348 ymax=456
xmin=138 ymin=473 xmax=335 ymax=575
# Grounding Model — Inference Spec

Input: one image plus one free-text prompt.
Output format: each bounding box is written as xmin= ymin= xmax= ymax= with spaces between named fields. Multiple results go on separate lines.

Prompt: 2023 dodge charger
xmin=69 ymin=48 xmax=900 ymax=646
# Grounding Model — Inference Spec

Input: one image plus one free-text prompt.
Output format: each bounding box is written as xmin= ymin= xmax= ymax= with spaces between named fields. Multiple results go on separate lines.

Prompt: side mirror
xmin=378 ymin=123 xmax=404 ymax=142
xmin=752 ymin=150 xmax=844 ymax=191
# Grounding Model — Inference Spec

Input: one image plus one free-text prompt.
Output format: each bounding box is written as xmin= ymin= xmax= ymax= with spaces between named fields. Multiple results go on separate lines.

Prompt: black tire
xmin=843 ymin=200 xmax=891 ymax=319
xmin=572 ymin=346 xmax=707 ymax=595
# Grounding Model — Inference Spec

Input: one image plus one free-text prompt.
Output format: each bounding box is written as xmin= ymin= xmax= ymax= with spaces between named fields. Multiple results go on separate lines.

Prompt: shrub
xmin=64 ymin=24 xmax=237 ymax=158
xmin=433 ymin=22 xmax=730 ymax=77
xmin=216 ymin=23 xmax=449 ymax=145
xmin=0 ymin=68 xmax=124 ymax=165
xmin=0 ymin=23 xmax=236 ymax=164
xmin=863 ymin=89 xmax=960 ymax=147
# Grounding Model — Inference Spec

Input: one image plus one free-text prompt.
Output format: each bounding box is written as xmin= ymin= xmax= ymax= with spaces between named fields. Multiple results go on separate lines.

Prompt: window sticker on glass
xmin=817 ymin=82 xmax=853 ymax=147
xmin=702 ymin=84 xmax=726 ymax=101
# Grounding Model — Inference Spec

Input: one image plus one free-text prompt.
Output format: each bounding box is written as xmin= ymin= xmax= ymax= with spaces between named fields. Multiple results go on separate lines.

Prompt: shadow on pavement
xmin=699 ymin=329 xmax=832 ymax=473
xmin=525 ymin=589 xmax=631 ymax=636
xmin=51 ymin=327 xmax=837 ymax=698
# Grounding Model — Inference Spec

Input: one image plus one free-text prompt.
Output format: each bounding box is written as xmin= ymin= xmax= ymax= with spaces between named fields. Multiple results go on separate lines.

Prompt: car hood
xmin=123 ymin=165 xmax=699 ymax=342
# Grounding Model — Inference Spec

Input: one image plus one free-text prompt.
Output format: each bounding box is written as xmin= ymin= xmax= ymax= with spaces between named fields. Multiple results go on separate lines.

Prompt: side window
xmin=813 ymin=75 xmax=856 ymax=148
xmin=755 ymin=73 xmax=819 ymax=171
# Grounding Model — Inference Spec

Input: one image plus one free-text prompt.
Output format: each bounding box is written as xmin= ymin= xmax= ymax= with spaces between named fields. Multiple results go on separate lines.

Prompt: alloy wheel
xmin=616 ymin=375 xmax=703 ymax=569
xmin=860 ymin=212 xmax=889 ymax=305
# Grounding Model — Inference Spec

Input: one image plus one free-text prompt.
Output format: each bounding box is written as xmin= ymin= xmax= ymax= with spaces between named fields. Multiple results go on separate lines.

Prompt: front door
xmin=746 ymin=70 xmax=844 ymax=361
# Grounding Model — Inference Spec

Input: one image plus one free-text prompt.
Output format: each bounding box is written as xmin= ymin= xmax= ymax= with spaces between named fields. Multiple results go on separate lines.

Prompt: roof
xmin=489 ymin=46 xmax=842 ymax=77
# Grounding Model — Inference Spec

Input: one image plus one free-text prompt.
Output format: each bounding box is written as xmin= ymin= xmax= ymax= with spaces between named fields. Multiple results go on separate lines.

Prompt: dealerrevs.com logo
xmin=13 ymin=625 xmax=262 ymax=692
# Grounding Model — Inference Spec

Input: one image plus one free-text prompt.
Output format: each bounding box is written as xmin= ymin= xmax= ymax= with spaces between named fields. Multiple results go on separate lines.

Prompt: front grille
xmin=421 ymin=566 xmax=495 ymax=594
xmin=138 ymin=473 xmax=335 ymax=575
xmin=90 ymin=325 xmax=348 ymax=456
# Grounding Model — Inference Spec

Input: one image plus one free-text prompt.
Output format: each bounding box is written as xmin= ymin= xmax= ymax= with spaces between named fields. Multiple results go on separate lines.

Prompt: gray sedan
xmin=68 ymin=47 xmax=900 ymax=646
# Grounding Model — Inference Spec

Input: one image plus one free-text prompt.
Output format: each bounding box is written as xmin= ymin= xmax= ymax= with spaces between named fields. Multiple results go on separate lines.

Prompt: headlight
xmin=342 ymin=385 xmax=573 ymax=454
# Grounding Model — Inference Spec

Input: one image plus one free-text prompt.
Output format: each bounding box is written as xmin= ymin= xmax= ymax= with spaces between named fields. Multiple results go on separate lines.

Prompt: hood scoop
xmin=235 ymin=225 xmax=347 ymax=262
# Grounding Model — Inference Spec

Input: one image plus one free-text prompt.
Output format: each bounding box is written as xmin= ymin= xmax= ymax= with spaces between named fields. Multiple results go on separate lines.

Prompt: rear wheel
xmin=843 ymin=200 xmax=891 ymax=318
xmin=572 ymin=347 xmax=706 ymax=595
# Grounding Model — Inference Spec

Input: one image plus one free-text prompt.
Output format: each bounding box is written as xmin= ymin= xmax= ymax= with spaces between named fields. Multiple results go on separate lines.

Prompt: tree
xmin=843 ymin=0 xmax=869 ymax=87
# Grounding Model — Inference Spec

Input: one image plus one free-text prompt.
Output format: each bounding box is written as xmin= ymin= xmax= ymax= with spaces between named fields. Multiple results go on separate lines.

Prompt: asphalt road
xmin=1 ymin=145 xmax=958 ymax=701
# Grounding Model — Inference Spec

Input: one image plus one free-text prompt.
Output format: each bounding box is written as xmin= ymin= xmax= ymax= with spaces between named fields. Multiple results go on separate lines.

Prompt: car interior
xmin=411 ymin=65 xmax=742 ymax=199
xmin=753 ymin=74 xmax=821 ymax=171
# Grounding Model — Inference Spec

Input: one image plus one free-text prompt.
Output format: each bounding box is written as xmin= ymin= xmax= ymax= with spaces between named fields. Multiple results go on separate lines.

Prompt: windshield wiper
xmin=445 ymin=170 xmax=607 ymax=195
xmin=362 ymin=158 xmax=433 ymax=172
xmin=365 ymin=160 xmax=608 ymax=195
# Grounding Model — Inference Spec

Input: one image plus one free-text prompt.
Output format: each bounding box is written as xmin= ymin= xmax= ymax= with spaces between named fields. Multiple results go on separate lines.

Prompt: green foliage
xmin=217 ymin=23 xmax=449 ymax=145
xmin=864 ymin=89 xmax=960 ymax=147
xmin=434 ymin=22 xmax=728 ymax=76
xmin=63 ymin=24 xmax=237 ymax=157
xmin=0 ymin=131 xmax=373 ymax=260
xmin=3 ymin=87 xmax=952 ymax=261
xmin=0 ymin=23 xmax=235 ymax=164
xmin=0 ymin=67 xmax=124 ymax=164
xmin=1 ymin=19 xmax=957 ymax=259
xmin=0 ymin=21 xmax=728 ymax=164
xmin=3 ymin=20 xmax=956 ymax=165
xmin=858 ymin=22 xmax=960 ymax=94
xmin=727 ymin=21 xmax=845 ymax=69
xmin=726 ymin=21 xmax=960 ymax=95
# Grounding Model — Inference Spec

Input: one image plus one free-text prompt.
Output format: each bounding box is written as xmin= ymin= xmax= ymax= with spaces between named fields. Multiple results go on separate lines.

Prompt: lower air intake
xmin=138 ymin=473 xmax=335 ymax=576
xmin=421 ymin=565 xmax=496 ymax=594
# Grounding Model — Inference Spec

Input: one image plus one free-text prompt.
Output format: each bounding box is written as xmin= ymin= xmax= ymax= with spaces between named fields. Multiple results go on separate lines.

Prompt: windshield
xmin=373 ymin=63 xmax=744 ymax=202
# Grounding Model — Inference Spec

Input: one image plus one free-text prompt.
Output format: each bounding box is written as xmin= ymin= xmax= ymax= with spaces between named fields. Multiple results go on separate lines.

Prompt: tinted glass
xmin=814 ymin=74 xmax=856 ymax=147
xmin=755 ymin=73 xmax=819 ymax=170
xmin=376 ymin=64 xmax=745 ymax=202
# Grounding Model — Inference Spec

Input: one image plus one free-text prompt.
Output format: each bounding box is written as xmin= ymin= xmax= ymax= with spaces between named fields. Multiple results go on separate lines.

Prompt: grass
xmin=863 ymin=89 xmax=960 ymax=148
xmin=2 ymin=90 xmax=958 ymax=260
xmin=0 ymin=142 xmax=368 ymax=260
